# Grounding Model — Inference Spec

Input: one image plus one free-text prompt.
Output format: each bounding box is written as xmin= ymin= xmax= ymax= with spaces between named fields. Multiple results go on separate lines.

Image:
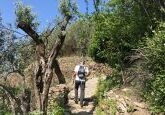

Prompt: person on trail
xmin=72 ymin=60 xmax=89 ymax=107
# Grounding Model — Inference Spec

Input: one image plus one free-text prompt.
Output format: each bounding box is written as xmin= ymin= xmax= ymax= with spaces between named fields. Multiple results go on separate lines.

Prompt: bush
xmin=145 ymin=23 xmax=165 ymax=74
xmin=96 ymin=70 xmax=123 ymax=102
xmin=48 ymin=93 xmax=66 ymax=115
xmin=60 ymin=19 xmax=94 ymax=56
xmin=0 ymin=104 xmax=11 ymax=115
xmin=88 ymin=13 xmax=124 ymax=68
xmin=144 ymin=22 xmax=165 ymax=113
xmin=144 ymin=72 xmax=165 ymax=113
xmin=96 ymin=99 xmax=117 ymax=115
xmin=88 ymin=0 xmax=155 ymax=69
xmin=95 ymin=71 xmax=122 ymax=115
xmin=50 ymin=102 xmax=64 ymax=115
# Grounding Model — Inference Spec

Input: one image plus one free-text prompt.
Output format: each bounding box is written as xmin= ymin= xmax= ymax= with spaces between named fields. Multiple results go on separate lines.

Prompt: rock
xmin=133 ymin=102 xmax=148 ymax=109
xmin=122 ymin=88 xmax=131 ymax=92
xmin=103 ymin=87 xmax=151 ymax=115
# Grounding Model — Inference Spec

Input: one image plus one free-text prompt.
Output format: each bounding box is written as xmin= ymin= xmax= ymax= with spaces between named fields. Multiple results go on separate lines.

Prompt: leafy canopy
xmin=15 ymin=1 xmax=39 ymax=30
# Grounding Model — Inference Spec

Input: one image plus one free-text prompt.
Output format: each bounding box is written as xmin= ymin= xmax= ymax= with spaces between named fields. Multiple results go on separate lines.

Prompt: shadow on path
xmin=72 ymin=97 xmax=96 ymax=115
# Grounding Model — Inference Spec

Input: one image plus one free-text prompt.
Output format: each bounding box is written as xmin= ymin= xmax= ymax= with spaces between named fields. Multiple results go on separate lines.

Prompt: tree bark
xmin=17 ymin=14 xmax=71 ymax=115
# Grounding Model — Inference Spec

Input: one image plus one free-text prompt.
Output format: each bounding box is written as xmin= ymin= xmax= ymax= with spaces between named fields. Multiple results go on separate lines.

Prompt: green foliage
xmin=144 ymin=73 xmax=165 ymax=113
xmin=58 ymin=0 xmax=78 ymax=16
xmin=15 ymin=1 xmax=39 ymax=29
xmin=0 ymin=86 xmax=22 ymax=96
xmin=10 ymin=87 xmax=22 ymax=95
xmin=93 ymin=0 xmax=101 ymax=12
xmin=95 ymin=70 xmax=122 ymax=115
xmin=96 ymin=99 xmax=117 ymax=115
xmin=29 ymin=88 xmax=65 ymax=115
xmin=30 ymin=110 xmax=43 ymax=115
xmin=0 ymin=20 xmax=19 ymax=74
xmin=89 ymin=1 xmax=165 ymax=113
xmin=0 ymin=13 xmax=34 ymax=75
xmin=89 ymin=0 xmax=163 ymax=69
xmin=60 ymin=18 xmax=94 ymax=56
xmin=0 ymin=29 xmax=34 ymax=74
xmin=48 ymin=93 xmax=66 ymax=115
xmin=96 ymin=70 xmax=123 ymax=101
xmin=0 ymin=87 xmax=22 ymax=114
xmin=15 ymin=39 xmax=35 ymax=72
xmin=143 ymin=22 xmax=165 ymax=113
xmin=95 ymin=107 xmax=106 ymax=115
xmin=127 ymin=104 xmax=135 ymax=113
xmin=0 ymin=104 xmax=11 ymax=115
xmin=49 ymin=102 xmax=64 ymax=115
xmin=145 ymin=22 xmax=165 ymax=74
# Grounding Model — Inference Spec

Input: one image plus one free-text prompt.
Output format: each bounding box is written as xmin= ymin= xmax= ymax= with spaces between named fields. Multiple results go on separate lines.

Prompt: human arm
xmin=72 ymin=72 xmax=76 ymax=84
xmin=72 ymin=65 xmax=78 ymax=84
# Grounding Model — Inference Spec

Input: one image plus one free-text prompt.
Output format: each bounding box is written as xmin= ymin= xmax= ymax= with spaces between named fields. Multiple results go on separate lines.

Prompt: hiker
xmin=72 ymin=60 xmax=90 ymax=107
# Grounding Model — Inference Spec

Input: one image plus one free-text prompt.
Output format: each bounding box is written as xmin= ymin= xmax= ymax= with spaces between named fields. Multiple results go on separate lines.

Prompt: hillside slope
xmin=0 ymin=56 xmax=151 ymax=115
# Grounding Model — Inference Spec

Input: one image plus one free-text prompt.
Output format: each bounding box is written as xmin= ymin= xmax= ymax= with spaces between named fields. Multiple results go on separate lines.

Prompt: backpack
xmin=78 ymin=65 xmax=85 ymax=79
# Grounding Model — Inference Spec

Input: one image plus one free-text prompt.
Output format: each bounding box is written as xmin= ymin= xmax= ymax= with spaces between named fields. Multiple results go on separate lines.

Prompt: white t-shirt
xmin=74 ymin=64 xmax=89 ymax=81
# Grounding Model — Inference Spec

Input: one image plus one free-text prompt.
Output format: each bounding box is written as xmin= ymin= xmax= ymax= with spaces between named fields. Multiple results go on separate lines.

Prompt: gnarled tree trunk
xmin=17 ymin=14 xmax=71 ymax=114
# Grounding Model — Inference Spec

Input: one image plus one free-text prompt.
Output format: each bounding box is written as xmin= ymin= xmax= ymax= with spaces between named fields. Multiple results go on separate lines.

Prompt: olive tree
xmin=0 ymin=0 xmax=77 ymax=114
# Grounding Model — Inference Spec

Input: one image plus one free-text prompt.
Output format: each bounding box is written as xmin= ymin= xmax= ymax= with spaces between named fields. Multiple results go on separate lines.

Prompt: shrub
xmin=96 ymin=70 xmax=123 ymax=103
xmin=48 ymin=93 xmax=66 ymax=115
xmin=145 ymin=22 xmax=165 ymax=74
xmin=50 ymin=102 xmax=64 ymax=115
xmin=144 ymin=22 xmax=165 ymax=113
xmin=95 ymin=71 xmax=122 ymax=115
xmin=96 ymin=99 xmax=117 ymax=115
xmin=0 ymin=104 xmax=11 ymax=115
xmin=144 ymin=72 xmax=165 ymax=113
xmin=95 ymin=69 xmax=123 ymax=115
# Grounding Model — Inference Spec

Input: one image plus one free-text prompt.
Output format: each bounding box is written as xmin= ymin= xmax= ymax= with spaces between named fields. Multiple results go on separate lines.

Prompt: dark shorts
xmin=75 ymin=80 xmax=85 ymax=90
xmin=74 ymin=80 xmax=86 ymax=105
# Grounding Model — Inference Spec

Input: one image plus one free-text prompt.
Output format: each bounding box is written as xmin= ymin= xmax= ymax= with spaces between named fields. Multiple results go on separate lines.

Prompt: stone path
xmin=65 ymin=77 xmax=99 ymax=115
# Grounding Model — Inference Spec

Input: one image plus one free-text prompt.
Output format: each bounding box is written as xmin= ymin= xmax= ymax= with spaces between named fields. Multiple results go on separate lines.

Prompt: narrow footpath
xmin=65 ymin=77 xmax=99 ymax=115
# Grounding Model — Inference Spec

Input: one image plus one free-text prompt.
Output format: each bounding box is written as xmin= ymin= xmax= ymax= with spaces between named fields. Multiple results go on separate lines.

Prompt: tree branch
xmin=0 ymin=84 xmax=21 ymax=114
xmin=48 ymin=15 xmax=72 ymax=67
xmin=17 ymin=21 xmax=45 ymax=63
xmin=157 ymin=0 xmax=165 ymax=10
xmin=17 ymin=21 xmax=42 ymax=45
xmin=43 ymin=25 xmax=56 ymax=39
xmin=134 ymin=0 xmax=151 ymax=22
xmin=0 ymin=84 xmax=31 ymax=114
xmin=42 ymin=25 xmax=56 ymax=47
xmin=0 ymin=84 xmax=18 ymax=101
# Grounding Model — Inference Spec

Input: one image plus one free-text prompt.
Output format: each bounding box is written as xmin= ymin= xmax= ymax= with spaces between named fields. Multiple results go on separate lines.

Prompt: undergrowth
xmin=49 ymin=92 xmax=66 ymax=115
xmin=96 ymin=99 xmax=117 ymax=115
xmin=95 ymin=70 xmax=123 ymax=115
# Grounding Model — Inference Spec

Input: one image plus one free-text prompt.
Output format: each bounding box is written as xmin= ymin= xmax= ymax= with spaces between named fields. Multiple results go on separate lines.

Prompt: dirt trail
xmin=65 ymin=78 xmax=151 ymax=115
xmin=59 ymin=56 xmax=111 ymax=115
xmin=58 ymin=56 xmax=151 ymax=115
xmin=65 ymin=77 xmax=99 ymax=115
